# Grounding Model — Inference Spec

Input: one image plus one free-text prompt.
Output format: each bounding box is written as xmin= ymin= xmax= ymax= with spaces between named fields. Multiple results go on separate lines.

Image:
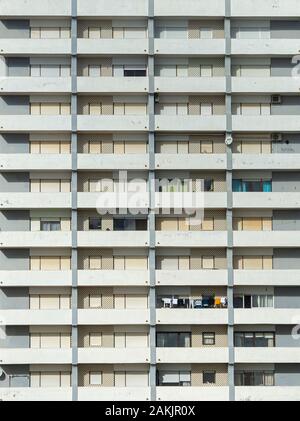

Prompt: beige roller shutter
xmin=114 ymin=141 xmax=125 ymax=154
xmin=30 ymin=28 xmax=40 ymax=39
xmin=40 ymin=28 xmax=60 ymax=39
xmin=243 ymin=217 xmax=262 ymax=231
xmin=126 ymin=372 xmax=148 ymax=386
xmin=60 ymin=295 xmax=71 ymax=309
xmin=61 ymin=180 xmax=71 ymax=192
xmin=114 ymin=256 xmax=125 ymax=270
xmin=41 ymin=256 xmax=60 ymax=270
xmin=60 ymin=103 xmax=71 ymax=115
xmin=126 ymin=294 xmax=148 ymax=309
xmin=40 ymin=372 xmax=60 ymax=387
xmin=242 ymin=141 xmax=261 ymax=154
xmin=30 ymin=141 xmax=40 ymax=153
xmin=114 ymin=371 xmax=126 ymax=386
xmin=125 ymin=141 xmax=146 ymax=154
xmin=60 ymin=372 xmax=71 ymax=386
xmin=30 ymin=333 xmax=41 ymax=348
xmin=40 ymin=333 xmax=60 ymax=348
xmin=89 ymin=256 xmax=102 ymax=270
xmin=179 ymin=256 xmax=190 ymax=270
xmin=159 ymin=219 xmax=178 ymax=231
xmin=30 ymin=103 xmax=40 ymax=115
xmin=40 ymin=103 xmax=60 ymax=115
xmin=30 ymin=256 xmax=40 ymax=270
xmin=60 ymin=141 xmax=71 ymax=153
xmin=263 ymin=256 xmax=273 ymax=269
xmin=40 ymin=141 xmax=60 ymax=154
xmin=125 ymin=103 xmax=147 ymax=115
xmin=126 ymin=333 xmax=148 ymax=348
xmin=243 ymin=256 xmax=263 ymax=269
xmin=89 ymin=333 xmax=102 ymax=347
xmin=89 ymin=140 xmax=102 ymax=154
xmin=202 ymin=217 xmax=214 ymax=231
xmin=114 ymin=294 xmax=125 ymax=309
xmin=61 ymin=256 xmax=71 ymax=270
xmin=61 ymin=218 xmax=71 ymax=231
xmin=30 ymin=295 xmax=40 ymax=309
xmin=114 ymin=332 xmax=126 ymax=348
xmin=160 ymin=256 xmax=178 ymax=270
xmin=201 ymin=140 xmax=213 ymax=154
xmin=263 ymin=217 xmax=272 ymax=230
xmin=30 ymin=372 xmax=40 ymax=387
xmin=40 ymin=295 xmax=60 ymax=309
xmin=30 ymin=179 xmax=40 ymax=192
xmin=125 ymin=256 xmax=147 ymax=270
xmin=40 ymin=179 xmax=60 ymax=192
xmin=89 ymin=294 xmax=102 ymax=308
xmin=202 ymin=256 xmax=214 ymax=269
xmin=60 ymin=333 xmax=71 ymax=348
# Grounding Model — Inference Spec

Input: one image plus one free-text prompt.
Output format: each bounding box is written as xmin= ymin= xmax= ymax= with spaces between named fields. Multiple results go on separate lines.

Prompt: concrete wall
xmin=0 ymin=134 xmax=29 ymax=154
xmin=272 ymin=134 xmax=300 ymax=153
xmin=0 ymin=326 xmax=29 ymax=349
xmin=273 ymin=249 xmax=300 ymax=270
xmin=7 ymin=57 xmax=30 ymax=76
xmin=276 ymin=326 xmax=300 ymax=348
xmin=0 ymin=365 xmax=30 ymax=388
xmin=271 ymin=96 xmax=300 ymax=116
xmin=271 ymin=21 xmax=300 ymax=39
xmin=273 ymin=210 xmax=300 ymax=231
xmin=0 ymin=20 xmax=29 ymax=39
xmin=0 ymin=249 xmax=29 ymax=270
xmin=0 ymin=287 xmax=29 ymax=309
xmin=275 ymin=364 xmax=300 ymax=386
xmin=0 ymin=210 xmax=30 ymax=231
xmin=272 ymin=172 xmax=300 ymax=192
xmin=0 ymin=173 xmax=29 ymax=192
xmin=274 ymin=287 xmax=300 ymax=309
xmin=0 ymin=96 xmax=29 ymax=115
xmin=271 ymin=58 xmax=295 ymax=77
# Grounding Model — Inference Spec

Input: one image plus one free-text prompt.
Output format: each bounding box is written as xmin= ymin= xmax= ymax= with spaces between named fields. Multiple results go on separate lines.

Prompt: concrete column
xmin=225 ymin=0 xmax=235 ymax=401
xmin=71 ymin=0 xmax=78 ymax=402
xmin=148 ymin=0 xmax=156 ymax=401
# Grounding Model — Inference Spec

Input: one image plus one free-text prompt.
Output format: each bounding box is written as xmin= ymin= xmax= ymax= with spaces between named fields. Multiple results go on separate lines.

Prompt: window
xmin=89 ymin=217 xmax=102 ymax=230
xmin=233 ymin=294 xmax=274 ymax=309
xmin=235 ymin=371 xmax=274 ymax=386
xmin=40 ymin=221 xmax=61 ymax=231
xmin=232 ymin=179 xmax=272 ymax=192
xmin=89 ymin=294 xmax=102 ymax=308
xmin=89 ymin=372 xmax=102 ymax=386
xmin=203 ymin=371 xmax=216 ymax=384
xmin=202 ymin=332 xmax=215 ymax=346
xmin=156 ymin=332 xmax=191 ymax=347
xmin=234 ymin=332 xmax=275 ymax=347
xmin=158 ymin=371 xmax=191 ymax=386
xmin=89 ymin=333 xmax=102 ymax=347
xmin=124 ymin=66 xmax=147 ymax=77
xmin=204 ymin=179 xmax=214 ymax=192
xmin=89 ymin=65 xmax=101 ymax=77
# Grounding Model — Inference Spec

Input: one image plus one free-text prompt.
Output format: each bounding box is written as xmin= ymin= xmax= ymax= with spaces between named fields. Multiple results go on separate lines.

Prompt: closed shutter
xmin=202 ymin=256 xmax=214 ymax=269
xmin=126 ymin=333 xmax=148 ymax=348
xmin=30 ymin=28 xmax=40 ymax=39
xmin=40 ymin=103 xmax=60 ymax=115
xmin=30 ymin=333 xmax=40 ymax=348
xmin=89 ymin=140 xmax=102 ymax=154
xmin=30 ymin=256 xmax=40 ymax=270
xmin=114 ymin=294 xmax=125 ymax=309
xmin=89 ymin=332 xmax=102 ymax=347
xmin=201 ymin=140 xmax=213 ymax=153
xmin=159 ymin=142 xmax=177 ymax=153
xmin=40 ymin=141 xmax=60 ymax=154
xmin=40 ymin=372 xmax=60 ymax=387
xmin=126 ymin=294 xmax=148 ymax=309
xmin=201 ymin=65 xmax=213 ymax=77
xmin=40 ymin=295 xmax=60 ymax=309
xmin=114 ymin=256 xmax=125 ymax=270
xmin=40 ymin=28 xmax=60 ymax=39
xmin=125 ymin=104 xmax=147 ymax=116
xmin=30 ymin=295 xmax=40 ymax=309
xmin=202 ymin=217 xmax=214 ymax=231
xmin=160 ymin=219 xmax=177 ymax=231
xmin=60 ymin=333 xmax=71 ymax=348
xmin=89 ymin=104 xmax=102 ymax=115
xmin=243 ymin=217 xmax=262 ymax=231
xmin=263 ymin=256 xmax=272 ymax=269
xmin=41 ymin=256 xmax=60 ymax=270
xmin=242 ymin=141 xmax=261 ymax=154
xmin=179 ymin=256 xmax=189 ymax=269
xmin=243 ymin=256 xmax=263 ymax=269
xmin=89 ymin=27 xmax=101 ymax=38
xmin=60 ymin=372 xmax=71 ymax=386
xmin=60 ymin=295 xmax=70 ymax=309
xmin=200 ymin=103 xmax=213 ymax=116
xmin=60 ymin=141 xmax=71 ymax=153
xmin=89 ymin=256 xmax=102 ymax=269
xmin=113 ymin=103 xmax=125 ymax=115
xmin=125 ymin=142 xmax=146 ymax=154
xmin=60 ymin=28 xmax=71 ymax=39
xmin=126 ymin=372 xmax=148 ymax=386
xmin=41 ymin=179 xmax=60 ymax=192
xmin=114 ymin=371 xmax=126 ymax=386
xmin=30 ymin=372 xmax=40 ymax=387
xmin=178 ymin=218 xmax=188 ymax=231
xmin=242 ymin=104 xmax=260 ymax=116
xmin=30 ymin=103 xmax=40 ymax=115
xmin=61 ymin=218 xmax=71 ymax=231
xmin=89 ymin=294 xmax=102 ymax=308
xmin=60 ymin=256 xmax=71 ymax=270
xmin=114 ymin=141 xmax=125 ymax=154
xmin=40 ymin=333 xmax=60 ymax=348
xmin=30 ymin=141 xmax=40 ymax=153
xmin=177 ymin=141 xmax=189 ymax=154
xmin=60 ymin=103 xmax=71 ymax=115
xmin=160 ymin=256 xmax=178 ymax=270
xmin=263 ymin=217 xmax=272 ymax=230
xmin=125 ymin=256 xmax=147 ymax=269
xmin=60 ymin=180 xmax=71 ymax=192
xmin=114 ymin=332 xmax=126 ymax=348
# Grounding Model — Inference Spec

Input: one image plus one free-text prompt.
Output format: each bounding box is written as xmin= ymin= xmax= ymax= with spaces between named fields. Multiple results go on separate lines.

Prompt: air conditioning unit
xmin=271 ymin=133 xmax=283 ymax=142
xmin=271 ymin=95 xmax=282 ymax=104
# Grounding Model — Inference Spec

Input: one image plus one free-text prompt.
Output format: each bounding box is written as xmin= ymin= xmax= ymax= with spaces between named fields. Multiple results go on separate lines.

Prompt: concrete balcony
xmin=156 ymin=347 xmax=228 ymax=364
xmin=231 ymin=0 xmax=300 ymax=18
xmin=77 ymin=115 xmax=148 ymax=132
xmin=156 ymin=309 xmax=228 ymax=325
xmin=78 ymin=270 xmax=149 ymax=287
xmin=235 ymin=348 xmax=300 ymax=364
xmin=78 ymin=387 xmax=150 ymax=401
xmin=0 ymin=310 xmax=72 ymax=326
xmin=0 ymin=193 xmax=71 ymax=209
xmin=0 ymin=387 xmax=72 ymax=402
xmin=78 ymin=309 xmax=150 ymax=325
xmin=0 ymin=270 xmax=72 ymax=287
xmin=234 ymin=270 xmax=300 ymax=287
xmin=232 ymin=77 xmax=300 ymax=95
xmin=156 ymin=270 xmax=228 ymax=286
xmin=232 ymin=116 xmax=300 ymax=132
xmin=155 ymin=77 xmax=226 ymax=94
xmin=235 ymin=386 xmax=300 ymax=402
xmin=78 ymin=154 xmax=149 ymax=170
xmin=77 ymin=77 xmax=148 ymax=94
xmin=233 ymin=154 xmax=300 ymax=171
xmin=234 ymin=309 xmax=300 ymax=325
xmin=0 ymin=0 xmax=71 ymax=17
xmin=154 ymin=39 xmax=225 ymax=56
xmin=155 ymin=0 xmax=225 ymax=17
xmin=0 ymin=115 xmax=71 ymax=133
xmin=77 ymin=231 xmax=149 ymax=248
xmin=78 ymin=0 xmax=148 ymax=17
xmin=233 ymin=193 xmax=300 ymax=209
xmin=77 ymin=192 xmax=149 ymax=210
xmin=155 ymin=115 xmax=226 ymax=132
xmin=231 ymin=39 xmax=300 ymax=56
xmin=0 ymin=231 xmax=71 ymax=248
xmin=156 ymin=386 xmax=229 ymax=401
xmin=155 ymin=231 xmax=227 ymax=248
xmin=0 ymin=154 xmax=71 ymax=171
xmin=0 ymin=39 xmax=71 ymax=56
xmin=233 ymin=231 xmax=300 ymax=248
xmin=0 ymin=349 xmax=72 ymax=365
xmin=77 ymin=39 xmax=148 ymax=55
xmin=155 ymin=153 xmax=226 ymax=170
xmin=78 ymin=348 xmax=150 ymax=364
xmin=0 ymin=77 xmax=71 ymax=94
xmin=204 ymin=192 xmax=227 ymax=209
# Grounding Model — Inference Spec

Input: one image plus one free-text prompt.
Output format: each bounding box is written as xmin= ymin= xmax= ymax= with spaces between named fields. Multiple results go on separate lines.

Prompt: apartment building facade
xmin=1 ymin=0 xmax=300 ymax=401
